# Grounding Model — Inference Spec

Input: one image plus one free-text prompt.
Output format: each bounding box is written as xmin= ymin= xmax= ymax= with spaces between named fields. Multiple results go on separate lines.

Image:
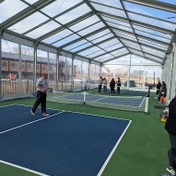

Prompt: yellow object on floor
xmin=161 ymin=117 xmax=167 ymax=122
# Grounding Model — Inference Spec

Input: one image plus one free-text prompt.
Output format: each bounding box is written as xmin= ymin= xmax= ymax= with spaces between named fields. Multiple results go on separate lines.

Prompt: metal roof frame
xmin=0 ymin=0 xmax=175 ymax=65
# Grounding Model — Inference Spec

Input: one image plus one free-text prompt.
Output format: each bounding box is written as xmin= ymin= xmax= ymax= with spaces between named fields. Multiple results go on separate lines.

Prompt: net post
xmin=83 ymin=91 xmax=86 ymax=105
xmin=145 ymin=96 xmax=149 ymax=113
xmin=147 ymin=86 xmax=150 ymax=97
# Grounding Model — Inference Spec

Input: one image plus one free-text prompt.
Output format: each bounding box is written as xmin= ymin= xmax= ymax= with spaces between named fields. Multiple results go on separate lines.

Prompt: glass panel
xmin=144 ymin=54 xmax=163 ymax=63
xmin=90 ymin=2 xmax=126 ymax=18
xmin=94 ymin=53 xmax=114 ymax=62
xmin=0 ymin=0 xmax=27 ymax=23
xmin=78 ymin=22 xmax=105 ymax=36
xmin=90 ymin=64 xmax=96 ymax=82
xmin=2 ymin=40 xmax=18 ymax=53
xmin=141 ymin=45 xmax=165 ymax=57
xmin=86 ymin=29 xmax=111 ymax=41
xmin=41 ymin=0 xmax=82 ymax=17
xmin=98 ymin=38 xmax=120 ymax=48
xmin=105 ymin=55 xmax=130 ymax=65
xmin=91 ymin=33 xmax=114 ymax=44
xmin=138 ymin=37 xmax=168 ymax=51
xmin=108 ymin=21 xmax=134 ymax=33
xmin=110 ymin=48 xmax=129 ymax=57
xmin=20 ymin=45 xmax=34 ymax=94
xmin=8 ymin=12 xmax=49 ymax=34
xmin=63 ymin=39 xmax=88 ymax=50
xmin=128 ymin=12 xmax=176 ymax=31
xmin=102 ymin=16 xmax=131 ymax=28
xmin=1 ymin=40 xmax=19 ymax=97
xmin=104 ymin=43 xmax=123 ymax=52
xmin=113 ymin=30 xmax=137 ymax=42
xmin=131 ymin=56 xmax=156 ymax=65
xmin=55 ymin=4 xmax=91 ymax=24
xmin=145 ymin=66 xmax=162 ymax=87
xmin=124 ymin=1 xmax=176 ymax=23
xmin=134 ymin=28 xmax=172 ymax=43
xmin=87 ymin=50 xmax=106 ymax=58
xmin=48 ymin=53 xmax=57 ymax=91
xmin=90 ymin=0 xmax=123 ymax=8
xmin=70 ymin=42 xmax=93 ymax=52
xmin=89 ymin=64 xmax=100 ymax=83
xmin=69 ymin=15 xmax=100 ymax=31
xmin=73 ymin=59 xmax=82 ymax=89
xmin=129 ymin=49 xmax=144 ymax=57
xmin=121 ymin=39 xmax=141 ymax=50
xmin=133 ymin=24 xmax=172 ymax=40
xmin=130 ymin=65 xmax=145 ymax=87
xmin=101 ymin=67 xmax=111 ymax=84
xmin=26 ymin=21 xmax=61 ymax=39
xmin=58 ymin=56 xmax=72 ymax=90
xmin=78 ymin=46 xmax=100 ymax=56
xmin=82 ymin=61 xmax=89 ymax=82
xmin=52 ymin=34 xmax=80 ymax=47
xmin=1 ymin=40 xmax=35 ymax=99
xmin=42 ymin=29 xmax=73 ymax=44
xmin=36 ymin=50 xmax=49 ymax=94
xmin=156 ymin=0 xmax=176 ymax=5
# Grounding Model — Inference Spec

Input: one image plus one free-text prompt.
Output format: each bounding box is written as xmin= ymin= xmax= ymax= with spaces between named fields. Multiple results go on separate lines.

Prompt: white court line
xmin=93 ymin=96 xmax=107 ymax=102
xmin=0 ymin=104 xmax=132 ymax=176
xmin=139 ymin=97 xmax=146 ymax=107
xmin=0 ymin=160 xmax=50 ymax=176
xmin=0 ymin=111 xmax=65 ymax=135
xmin=97 ymin=120 xmax=132 ymax=176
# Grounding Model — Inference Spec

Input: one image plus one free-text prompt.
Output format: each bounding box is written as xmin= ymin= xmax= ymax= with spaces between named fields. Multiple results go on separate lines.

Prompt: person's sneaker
xmin=30 ymin=110 xmax=35 ymax=116
xmin=160 ymin=173 xmax=174 ymax=176
xmin=166 ymin=166 xmax=176 ymax=175
xmin=42 ymin=112 xmax=49 ymax=117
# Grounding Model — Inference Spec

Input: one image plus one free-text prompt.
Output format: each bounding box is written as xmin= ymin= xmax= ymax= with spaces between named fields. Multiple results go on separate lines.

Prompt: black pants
xmin=111 ymin=87 xmax=115 ymax=94
xmin=98 ymin=85 xmax=102 ymax=93
xmin=168 ymin=134 xmax=176 ymax=168
xmin=117 ymin=87 xmax=120 ymax=94
xmin=32 ymin=91 xmax=47 ymax=113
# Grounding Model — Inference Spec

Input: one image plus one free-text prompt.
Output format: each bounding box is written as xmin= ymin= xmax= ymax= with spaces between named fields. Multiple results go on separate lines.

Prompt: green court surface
xmin=0 ymin=92 xmax=169 ymax=176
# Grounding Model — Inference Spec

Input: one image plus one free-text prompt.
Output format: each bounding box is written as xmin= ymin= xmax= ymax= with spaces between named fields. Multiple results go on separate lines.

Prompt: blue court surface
xmin=0 ymin=104 xmax=131 ymax=176
xmin=105 ymin=89 xmax=147 ymax=96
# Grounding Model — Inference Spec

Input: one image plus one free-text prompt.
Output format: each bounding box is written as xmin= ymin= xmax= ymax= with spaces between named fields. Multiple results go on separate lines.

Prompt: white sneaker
xmin=166 ymin=166 xmax=175 ymax=175
xmin=30 ymin=110 xmax=35 ymax=116
xmin=42 ymin=112 xmax=49 ymax=117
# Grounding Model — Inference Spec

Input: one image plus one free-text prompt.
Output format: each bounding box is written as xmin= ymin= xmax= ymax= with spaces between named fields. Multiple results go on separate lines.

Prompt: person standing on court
xmin=110 ymin=78 xmax=115 ymax=94
xmin=102 ymin=77 xmax=107 ymax=93
xmin=160 ymin=147 xmax=176 ymax=176
xmin=116 ymin=77 xmax=121 ymax=94
xmin=30 ymin=73 xmax=49 ymax=117
xmin=98 ymin=76 xmax=103 ymax=94
xmin=164 ymin=96 xmax=176 ymax=175
xmin=156 ymin=78 xmax=161 ymax=98
xmin=158 ymin=81 xmax=167 ymax=103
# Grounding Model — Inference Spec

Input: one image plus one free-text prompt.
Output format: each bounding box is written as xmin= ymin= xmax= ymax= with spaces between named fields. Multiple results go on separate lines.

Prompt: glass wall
xmin=104 ymin=55 xmax=162 ymax=89
xmin=1 ymin=40 xmax=34 ymax=100
xmin=73 ymin=58 xmax=82 ymax=89
xmin=58 ymin=55 xmax=72 ymax=91
xmin=1 ymin=40 xmax=19 ymax=98
xmin=1 ymin=38 xmax=163 ymax=101
xmin=48 ymin=53 xmax=57 ymax=92
xmin=20 ymin=45 xmax=34 ymax=95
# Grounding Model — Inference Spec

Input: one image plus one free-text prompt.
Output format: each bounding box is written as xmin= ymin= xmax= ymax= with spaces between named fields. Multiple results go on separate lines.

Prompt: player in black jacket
xmin=164 ymin=96 xmax=176 ymax=175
